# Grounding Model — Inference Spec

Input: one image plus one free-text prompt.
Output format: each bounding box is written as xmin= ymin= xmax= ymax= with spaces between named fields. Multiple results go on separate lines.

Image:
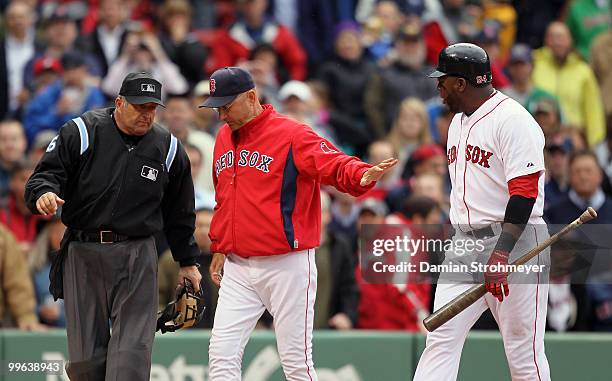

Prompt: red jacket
xmin=0 ymin=194 xmax=47 ymax=243
xmin=209 ymin=105 xmax=373 ymax=257
xmin=208 ymin=21 xmax=307 ymax=80
xmin=424 ymin=21 xmax=449 ymax=66
xmin=356 ymin=223 xmax=431 ymax=331
xmin=357 ymin=280 xmax=430 ymax=331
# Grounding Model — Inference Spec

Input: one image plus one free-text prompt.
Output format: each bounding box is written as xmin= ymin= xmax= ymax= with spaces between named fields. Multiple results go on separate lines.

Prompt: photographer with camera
xmin=101 ymin=31 xmax=188 ymax=100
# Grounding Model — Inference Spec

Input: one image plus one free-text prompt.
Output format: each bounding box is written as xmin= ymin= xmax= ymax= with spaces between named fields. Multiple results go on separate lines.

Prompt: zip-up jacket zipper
xmin=231 ymin=136 xmax=238 ymax=253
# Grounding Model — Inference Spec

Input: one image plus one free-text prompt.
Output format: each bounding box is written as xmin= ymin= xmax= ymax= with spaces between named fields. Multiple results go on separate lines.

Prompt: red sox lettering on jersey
xmin=447 ymin=145 xmax=493 ymax=168
xmin=446 ymin=91 xmax=546 ymax=227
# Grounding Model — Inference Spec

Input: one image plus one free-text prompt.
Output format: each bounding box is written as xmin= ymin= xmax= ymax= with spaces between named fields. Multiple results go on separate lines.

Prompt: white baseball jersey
xmin=416 ymin=90 xmax=551 ymax=381
xmin=446 ymin=90 xmax=545 ymax=228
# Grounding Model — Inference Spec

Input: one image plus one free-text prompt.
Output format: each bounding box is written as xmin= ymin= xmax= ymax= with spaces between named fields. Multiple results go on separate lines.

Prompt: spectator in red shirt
xmin=423 ymin=0 xmax=482 ymax=65
xmin=0 ymin=120 xmax=27 ymax=196
xmin=208 ymin=0 xmax=307 ymax=80
xmin=0 ymin=159 xmax=47 ymax=253
xmin=356 ymin=197 xmax=435 ymax=331
xmin=473 ymin=20 xmax=510 ymax=89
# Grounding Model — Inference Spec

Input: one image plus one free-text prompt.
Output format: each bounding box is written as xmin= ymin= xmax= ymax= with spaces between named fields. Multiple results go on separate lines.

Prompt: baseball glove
xmin=156 ymin=278 xmax=205 ymax=333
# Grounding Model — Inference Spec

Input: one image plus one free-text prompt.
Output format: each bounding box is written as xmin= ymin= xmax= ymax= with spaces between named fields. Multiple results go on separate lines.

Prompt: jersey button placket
xmin=456 ymin=121 xmax=468 ymax=217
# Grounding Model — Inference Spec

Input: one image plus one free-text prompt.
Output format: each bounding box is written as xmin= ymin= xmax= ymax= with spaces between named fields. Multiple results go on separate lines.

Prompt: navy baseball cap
xmin=119 ymin=72 xmax=164 ymax=107
xmin=46 ymin=6 xmax=72 ymax=25
xmin=199 ymin=67 xmax=255 ymax=108
xmin=60 ymin=50 xmax=86 ymax=69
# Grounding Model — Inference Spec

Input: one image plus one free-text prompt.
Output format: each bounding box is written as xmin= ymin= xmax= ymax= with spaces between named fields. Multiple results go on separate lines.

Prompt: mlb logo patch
xmin=141 ymin=165 xmax=158 ymax=181
xmin=141 ymin=83 xmax=156 ymax=92
xmin=476 ymin=75 xmax=487 ymax=84
xmin=210 ymin=79 xmax=216 ymax=94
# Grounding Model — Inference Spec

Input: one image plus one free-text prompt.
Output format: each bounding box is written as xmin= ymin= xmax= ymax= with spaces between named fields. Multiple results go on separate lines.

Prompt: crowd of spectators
xmin=0 ymin=0 xmax=611 ymax=333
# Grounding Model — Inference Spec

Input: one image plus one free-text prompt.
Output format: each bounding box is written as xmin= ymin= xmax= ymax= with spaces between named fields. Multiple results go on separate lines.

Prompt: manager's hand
xmin=36 ymin=192 xmax=65 ymax=216
xmin=360 ymin=158 xmax=398 ymax=186
xmin=209 ymin=253 xmax=226 ymax=287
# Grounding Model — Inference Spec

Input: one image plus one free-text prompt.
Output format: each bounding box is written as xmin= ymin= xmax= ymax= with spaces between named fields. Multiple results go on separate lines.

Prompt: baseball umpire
xmin=25 ymin=72 xmax=202 ymax=381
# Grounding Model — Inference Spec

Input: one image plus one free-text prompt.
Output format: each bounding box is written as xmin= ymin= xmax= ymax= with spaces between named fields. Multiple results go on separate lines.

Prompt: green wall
xmin=0 ymin=330 xmax=611 ymax=380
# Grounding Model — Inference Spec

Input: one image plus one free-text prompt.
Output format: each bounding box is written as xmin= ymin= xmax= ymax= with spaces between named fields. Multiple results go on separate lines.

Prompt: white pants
xmin=209 ymin=249 xmax=318 ymax=381
xmin=414 ymin=226 xmax=551 ymax=381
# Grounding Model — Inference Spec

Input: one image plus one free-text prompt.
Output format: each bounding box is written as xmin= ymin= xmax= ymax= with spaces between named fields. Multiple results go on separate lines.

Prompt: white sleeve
xmin=155 ymin=60 xmax=189 ymax=95
xmin=101 ymin=58 xmax=130 ymax=97
xmin=496 ymin=111 xmax=545 ymax=182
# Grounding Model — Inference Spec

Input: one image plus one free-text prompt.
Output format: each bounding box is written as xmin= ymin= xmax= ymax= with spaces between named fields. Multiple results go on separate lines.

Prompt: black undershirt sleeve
xmin=494 ymin=195 xmax=536 ymax=253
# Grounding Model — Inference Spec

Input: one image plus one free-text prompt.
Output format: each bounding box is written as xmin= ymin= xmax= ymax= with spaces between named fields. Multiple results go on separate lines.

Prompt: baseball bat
xmin=423 ymin=207 xmax=598 ymax=332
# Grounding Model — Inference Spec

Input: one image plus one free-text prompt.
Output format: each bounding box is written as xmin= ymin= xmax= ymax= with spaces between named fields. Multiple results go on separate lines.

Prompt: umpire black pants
xmin=63 ymin=237 xmax=158 ymax=381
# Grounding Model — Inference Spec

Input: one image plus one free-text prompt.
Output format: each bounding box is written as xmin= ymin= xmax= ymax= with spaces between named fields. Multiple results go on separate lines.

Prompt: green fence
xmin=0 ymin=329 xmax=611 ymax=380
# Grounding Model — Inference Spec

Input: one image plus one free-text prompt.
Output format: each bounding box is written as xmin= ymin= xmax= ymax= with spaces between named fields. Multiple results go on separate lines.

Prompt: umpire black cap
xmin=119 ymin=72 xmax=165 ymax=107
xmin=428 ymin=43 xmax=492 ymax=87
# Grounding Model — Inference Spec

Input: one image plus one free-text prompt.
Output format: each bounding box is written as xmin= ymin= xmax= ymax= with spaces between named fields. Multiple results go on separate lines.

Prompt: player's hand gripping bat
xmin=423 ymin=207 xmax=597 ymax=332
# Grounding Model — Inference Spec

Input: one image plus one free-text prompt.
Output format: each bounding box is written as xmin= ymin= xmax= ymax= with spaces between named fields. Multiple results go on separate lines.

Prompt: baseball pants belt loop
xmin=464 ymin=223 xmax=500 ymax=240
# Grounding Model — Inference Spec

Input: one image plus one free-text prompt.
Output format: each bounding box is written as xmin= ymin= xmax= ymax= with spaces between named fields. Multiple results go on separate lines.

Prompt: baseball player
xmin=413 ymin=44 xmax=551 ymax=380
xmin=200 ymin=67 xmax=397 ymax=381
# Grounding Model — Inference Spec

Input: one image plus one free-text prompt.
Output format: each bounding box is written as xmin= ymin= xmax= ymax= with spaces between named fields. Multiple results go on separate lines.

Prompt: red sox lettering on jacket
xmin=215 ymin=150 xmax=274 ymax=176
xmin=209 ymin=105 xmax=374 ymax=257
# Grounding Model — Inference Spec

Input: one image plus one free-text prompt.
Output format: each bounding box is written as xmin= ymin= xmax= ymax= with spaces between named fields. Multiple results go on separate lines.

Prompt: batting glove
xmin=484 ymin=249 xmax=510 ymax=302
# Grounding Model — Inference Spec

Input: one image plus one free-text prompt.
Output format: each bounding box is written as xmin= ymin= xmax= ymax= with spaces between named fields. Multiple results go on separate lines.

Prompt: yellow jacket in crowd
xmin=0 ymin=225 xmax=38 ymax=327
xmin=590 ymin=31 xmax=612 ymax=120
xmin=532 ymin=47 xmax=605 ymax=147
xmin=482 ymin=0 xmax=517 ymax=61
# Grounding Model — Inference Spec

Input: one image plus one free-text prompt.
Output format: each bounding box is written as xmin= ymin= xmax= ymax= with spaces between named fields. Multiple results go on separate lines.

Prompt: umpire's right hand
xmin=36 ymin=192 xmax=65 ymax=215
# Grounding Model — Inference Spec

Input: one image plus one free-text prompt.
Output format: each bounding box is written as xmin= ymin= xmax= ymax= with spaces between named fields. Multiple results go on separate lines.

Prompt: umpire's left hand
xmin=178 ymin=265 xmax=202 ymax=292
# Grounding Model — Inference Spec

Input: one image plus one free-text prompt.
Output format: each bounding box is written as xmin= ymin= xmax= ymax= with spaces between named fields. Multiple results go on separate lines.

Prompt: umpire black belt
xmin=463 ymin=225 xmax=496 ymax=240
xmin=73 ymin=230 xmax=132 ymax=244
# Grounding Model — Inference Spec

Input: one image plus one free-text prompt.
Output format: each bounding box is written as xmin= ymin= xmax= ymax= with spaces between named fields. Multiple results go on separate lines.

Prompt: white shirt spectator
xmin=6 ymin=30 xmax=35 ymax=111
xmin=187 ymin=129 xmax=215 ymax=193
xmin=594 ymin=140 xmax=612 ymax=181
xmin=101 ymin=57 xmax=188 ymax=99
xmin=97 ymin=24 xmax=125 ymax=65
xmin=274 ymin=0 xmax=297 ymax=33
